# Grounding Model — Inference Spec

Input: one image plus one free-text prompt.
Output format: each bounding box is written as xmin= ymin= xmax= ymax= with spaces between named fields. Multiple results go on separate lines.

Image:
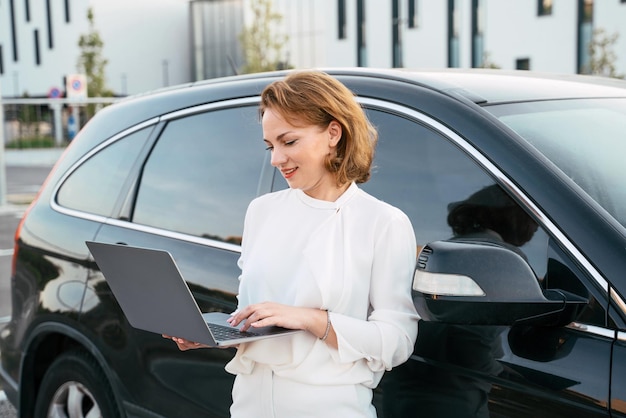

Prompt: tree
xmin=238 ymin=0 xmax=291 ymax=74
xmin=77 ymin=8 xmax=113 ymax=98
xmin=479 ymin=51 xmax=501 ymax=69
xmin=586 ymin=28 xmax=624 ymax=79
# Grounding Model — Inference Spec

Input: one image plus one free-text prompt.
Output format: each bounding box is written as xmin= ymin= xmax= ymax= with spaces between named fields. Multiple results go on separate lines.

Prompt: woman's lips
xmin=282 ymin=167 xmax=297 ymax=179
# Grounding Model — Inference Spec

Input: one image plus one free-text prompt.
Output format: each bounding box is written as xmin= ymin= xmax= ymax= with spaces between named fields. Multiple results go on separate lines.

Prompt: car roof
xmin=324 ymin=67 xmax=626 ymax=105
xmin=122 ymin=67 xmax=626 ymax=110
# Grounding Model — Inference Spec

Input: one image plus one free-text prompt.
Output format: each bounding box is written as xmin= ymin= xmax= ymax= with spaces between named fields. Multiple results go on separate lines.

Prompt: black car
xmin=1 ymin=68 xmax=625 ymax=417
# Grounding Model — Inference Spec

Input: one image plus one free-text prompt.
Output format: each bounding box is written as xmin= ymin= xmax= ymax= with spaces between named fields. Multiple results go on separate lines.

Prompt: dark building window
xmin=46 ymin=0 xmax=54 ymax=48
xmin=408 ymin=0 xmax=417 ymax=28
xmin=9 ymin=0 xmax=18 ymax=61
xmin=392 ymin=0 xmax=403 ymax=67
xmin=25 ymin=0 xmax=31 ymax=22
xmin=448 ymin=0 xmax=460 ymax=67
xmin=577 ymin=0 xmax=593 ymax=73
xmin=516 ymin=58 xmax=530 ymax=70
xmin=338 ymin=0 xmax=346 ymax=39
xmin=0 ymin=45 xmax=4 ymax=75
xmin=471 ymin=0 xmax=484 ymax=67
xmin=65 ymin=0 xmax=71 ymax=22
xmin=34 ymin=29 xmax=41 ymax=65
xmin=538 ymin=0 xmax=553 ymax=16
xmin=357 ymin=0 xmax=367 ymax=66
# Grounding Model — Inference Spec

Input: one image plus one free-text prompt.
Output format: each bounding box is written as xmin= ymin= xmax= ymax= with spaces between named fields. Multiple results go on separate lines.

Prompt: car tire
xmin=33 ymin=349 xmax=120 ymax=418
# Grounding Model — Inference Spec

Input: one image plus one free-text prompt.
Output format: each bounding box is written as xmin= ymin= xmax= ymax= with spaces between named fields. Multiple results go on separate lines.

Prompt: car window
xmin=360 ymin=109 xmax=547 ymax=272
xmin=132 ymin=105 xmax=263 ymax=244
xmin=57 ymin=128 xmax=151 ymax=216
xmin=488 ymin=98 xmax=626 ymax=231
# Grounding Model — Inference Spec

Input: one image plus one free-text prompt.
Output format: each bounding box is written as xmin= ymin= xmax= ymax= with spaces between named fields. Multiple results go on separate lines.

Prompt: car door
xmin=273 ymin=101 xmax=613 ymax=417
xmin=91 ymin=100 xmax=267 ymax=417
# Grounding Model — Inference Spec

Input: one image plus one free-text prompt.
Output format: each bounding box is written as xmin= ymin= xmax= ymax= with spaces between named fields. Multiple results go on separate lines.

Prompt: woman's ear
xmin=328 ymin=120 xmax=342 ymax=147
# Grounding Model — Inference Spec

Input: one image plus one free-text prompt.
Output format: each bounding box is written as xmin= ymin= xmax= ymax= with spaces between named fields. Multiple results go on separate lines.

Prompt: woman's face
xmin=262 ymin=108 xmax=342 ymax=201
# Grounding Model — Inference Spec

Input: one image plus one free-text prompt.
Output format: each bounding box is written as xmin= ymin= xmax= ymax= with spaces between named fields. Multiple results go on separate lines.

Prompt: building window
xmin=357 ymin=0 xmax=367 ymax=66
xmin=65 ymin=0 xmax=71 ymax=23
xmin=46 ymin=0 xmax=54 ymax=48
xmin=9 ymin=0 xmax=18 ymax=61
xmin=0 ymin=45 xmax=4 ymax=75
xmin=448 ymin=0 xmax=460 ymax=68
xmin=392 ymin=0 xmax=403 ymax=67
xmin=34 ymin=29 xmax=41 ymax=65
xmin=25 ymin=0 xmax=31 ymax=22
xmin=408 ymin=0 xmax=418 ymax=28
xmin=338 ymin=0 xmax=346 ymax=39
xmin=516 ymin=58 xmax=530 ymax=70
xmin=471 ymin=0 xmax=484 ymax=67
xmin=538 ymin=0 xmax=553 ymax=16
xmin=577 ymin=0 xmax=593 ymax=73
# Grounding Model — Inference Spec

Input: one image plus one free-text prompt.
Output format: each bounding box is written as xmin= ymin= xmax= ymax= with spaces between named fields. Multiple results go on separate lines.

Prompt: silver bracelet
xmin=320 ymin=309 xmax=331 ymax=341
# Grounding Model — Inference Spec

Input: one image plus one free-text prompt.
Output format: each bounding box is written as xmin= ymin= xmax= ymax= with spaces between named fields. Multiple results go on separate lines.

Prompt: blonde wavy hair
xmin=260 ymin=70 xmax=378 ymax=185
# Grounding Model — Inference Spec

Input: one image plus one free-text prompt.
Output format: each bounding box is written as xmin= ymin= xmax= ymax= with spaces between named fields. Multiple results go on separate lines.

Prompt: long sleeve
xmin=330 ymin=209 xmax=418 ymax=374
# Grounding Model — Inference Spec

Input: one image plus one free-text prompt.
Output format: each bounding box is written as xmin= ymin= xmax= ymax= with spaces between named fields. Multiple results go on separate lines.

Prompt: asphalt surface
xmin=0 ymin=149 xmax=62 ymax=417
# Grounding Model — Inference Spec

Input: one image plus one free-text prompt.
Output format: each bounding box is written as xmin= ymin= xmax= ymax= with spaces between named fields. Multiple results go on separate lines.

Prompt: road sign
xmin=65 ymin=74 xmax=88 ymax=100
xmin=48 ymin=87 xmax=62 ymax=98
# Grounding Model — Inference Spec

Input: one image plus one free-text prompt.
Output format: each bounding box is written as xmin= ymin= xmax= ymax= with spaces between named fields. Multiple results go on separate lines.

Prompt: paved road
xmin=0 ymin=166 xmax=54 ymax=319
xmin=0 ymin=150 xmax=60 ymax=417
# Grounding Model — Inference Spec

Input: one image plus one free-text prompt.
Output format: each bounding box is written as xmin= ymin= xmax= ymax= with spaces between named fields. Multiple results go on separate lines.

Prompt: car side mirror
xmin=412 ymin=240 xmax=588 ymax=326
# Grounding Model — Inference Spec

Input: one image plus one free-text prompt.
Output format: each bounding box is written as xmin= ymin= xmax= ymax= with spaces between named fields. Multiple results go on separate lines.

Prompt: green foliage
xmin=238 ymin=0 xmax=291 ymax=74
xmin=77 ymin=7 xmax=113 ymax=116
xmin=6 ymin=136 xmax=57 ymax=149
xmin=479 ymin=51 xmax=501 ymax=69
xmin=586 ymin=28 xmax=624 ymax=79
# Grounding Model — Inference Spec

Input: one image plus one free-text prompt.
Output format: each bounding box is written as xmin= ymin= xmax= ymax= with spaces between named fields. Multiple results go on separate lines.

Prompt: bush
xmin=6 ymin=137 xmax=60 ymax=149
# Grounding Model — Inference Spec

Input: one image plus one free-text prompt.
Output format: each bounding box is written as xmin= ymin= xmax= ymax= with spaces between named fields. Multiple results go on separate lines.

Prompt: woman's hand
xmin=228 ymin=302 xmax=336 ymax=347
xmin=162 ymin=335 xmax=212 ymax=351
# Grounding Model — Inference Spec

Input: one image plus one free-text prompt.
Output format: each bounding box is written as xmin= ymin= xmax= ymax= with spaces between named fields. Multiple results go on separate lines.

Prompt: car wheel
xmin=34 ymin=349 xmax=120 ymax=418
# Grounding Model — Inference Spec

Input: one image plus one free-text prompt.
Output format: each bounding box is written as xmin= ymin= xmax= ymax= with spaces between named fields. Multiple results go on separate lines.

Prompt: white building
xmin=0 ymin=0 xmax=191 ymax=98
xmin=1 ymin=0 xmax=625 ymax=99
xmin=274 ymin=0 xmax=626 ymax=74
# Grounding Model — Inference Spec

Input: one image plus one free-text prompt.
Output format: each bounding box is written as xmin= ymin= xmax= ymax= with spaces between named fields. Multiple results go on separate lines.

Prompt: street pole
xmin=0 ymin=79 xmax=7 ymax=207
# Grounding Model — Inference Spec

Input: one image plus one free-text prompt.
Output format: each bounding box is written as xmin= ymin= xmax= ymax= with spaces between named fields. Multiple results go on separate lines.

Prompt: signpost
xmin=65 ymin=74 xmax=88 ymax=100
xmin=64 ymin=74 xmax=87 ymax=145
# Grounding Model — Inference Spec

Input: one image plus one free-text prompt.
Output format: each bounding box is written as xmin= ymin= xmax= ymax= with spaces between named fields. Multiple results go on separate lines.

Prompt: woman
xmin=168 ymin=70 xmax=418 ymax=417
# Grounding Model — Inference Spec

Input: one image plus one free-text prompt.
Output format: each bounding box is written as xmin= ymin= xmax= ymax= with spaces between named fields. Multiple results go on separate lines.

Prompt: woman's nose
xmin=270 ymin=148 xmax=287 ymax=166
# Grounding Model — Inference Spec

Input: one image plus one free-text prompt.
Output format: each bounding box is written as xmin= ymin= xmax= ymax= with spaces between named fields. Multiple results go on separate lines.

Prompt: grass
xmin=5 ymin=137 xmax=62 ymax=149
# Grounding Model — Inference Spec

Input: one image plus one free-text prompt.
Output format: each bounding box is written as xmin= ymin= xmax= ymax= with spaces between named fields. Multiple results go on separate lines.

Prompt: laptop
xmin=85 ymin=241 xmax=301 ymax=347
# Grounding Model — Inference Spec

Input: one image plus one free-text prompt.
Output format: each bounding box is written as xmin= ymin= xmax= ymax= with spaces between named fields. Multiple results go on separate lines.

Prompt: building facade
xmin=1 ymin=0 xmax=625 ymax=99
xmin=274 ymin=0 xmax=626 ymax=75
xmin=0 ymin=0 xmax=191 ymax=98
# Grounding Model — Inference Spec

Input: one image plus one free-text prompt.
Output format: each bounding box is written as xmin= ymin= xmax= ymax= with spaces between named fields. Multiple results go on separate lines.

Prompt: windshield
xmin=486 ymin=98 xmax=626 ymax=230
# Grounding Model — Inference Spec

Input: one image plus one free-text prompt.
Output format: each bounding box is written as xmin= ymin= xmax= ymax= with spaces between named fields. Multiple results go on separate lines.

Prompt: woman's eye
xmin=285 ymin=140 xmax=296 ymax=146
xmin=265 ymin=146 xmax=274 ymax=151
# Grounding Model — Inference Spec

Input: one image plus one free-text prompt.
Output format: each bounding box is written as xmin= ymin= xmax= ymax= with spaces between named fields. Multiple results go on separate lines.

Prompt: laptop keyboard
xmin=208 ymin=323 xmax=263 ymax=341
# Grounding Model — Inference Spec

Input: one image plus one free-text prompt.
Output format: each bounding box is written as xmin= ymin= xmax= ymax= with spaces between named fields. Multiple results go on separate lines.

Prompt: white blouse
xmin=225 ymin=183 xmax=419 ymax=389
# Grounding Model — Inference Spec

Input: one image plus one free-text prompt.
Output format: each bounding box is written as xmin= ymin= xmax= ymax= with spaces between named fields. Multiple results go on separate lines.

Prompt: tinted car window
xmin=488 ymin=98 xmax=626 ymax=230
xmin=133 ymin=105 xmax=263 ymax=243
xmin=361 ymin=110 xmax=548 ymax=269
xmin=57 ymin=128 xmax=151 ymax=216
